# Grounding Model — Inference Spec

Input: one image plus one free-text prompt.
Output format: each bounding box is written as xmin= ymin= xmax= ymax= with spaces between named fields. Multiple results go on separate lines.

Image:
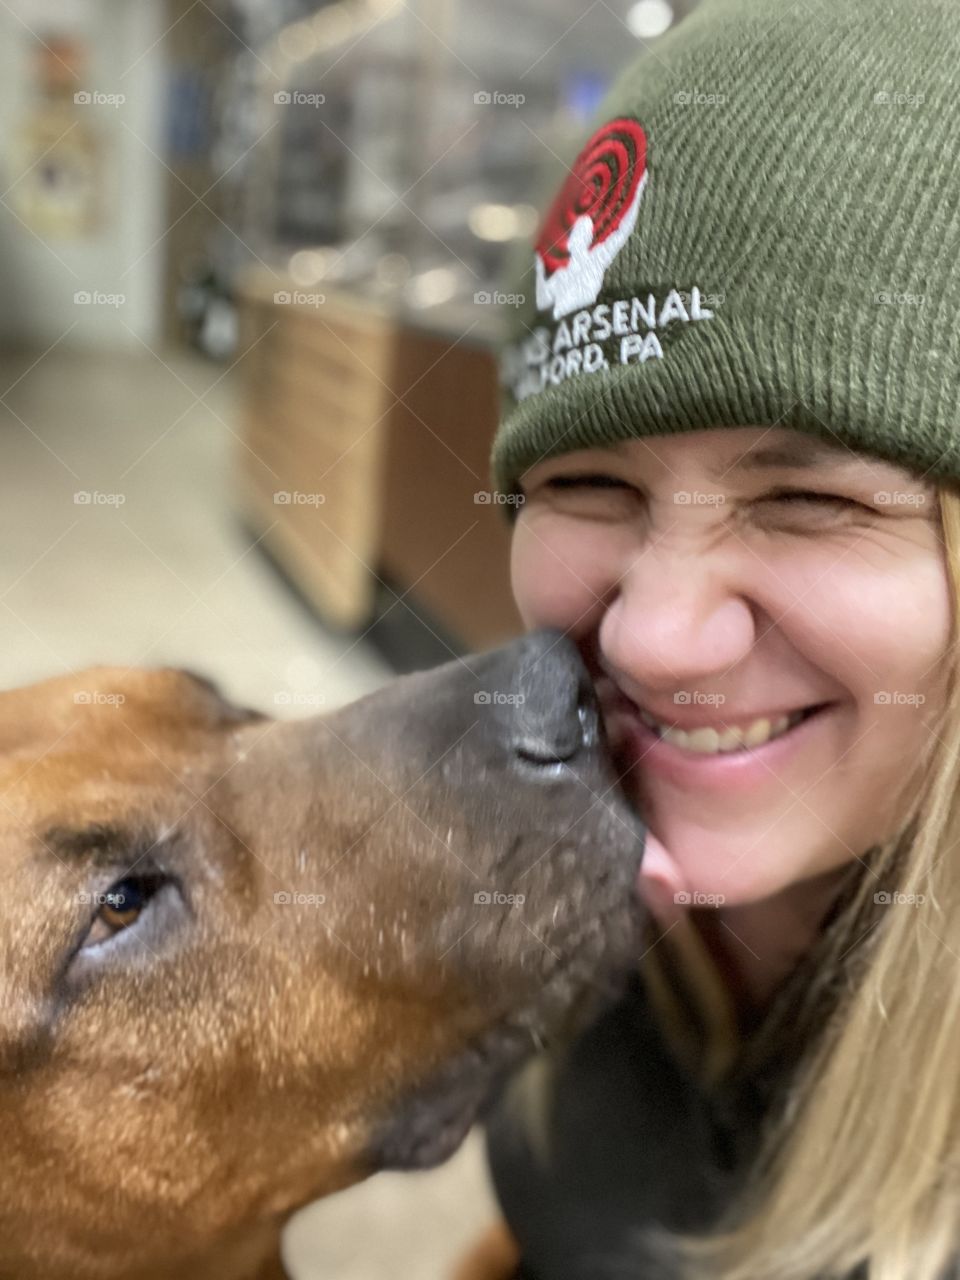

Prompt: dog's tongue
xmin=636 ymin=828 xmax=689 ymax=928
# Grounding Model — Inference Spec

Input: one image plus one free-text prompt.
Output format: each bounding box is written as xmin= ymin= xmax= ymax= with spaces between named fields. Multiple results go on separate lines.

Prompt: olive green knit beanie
xmin=489 ymin=0 xmax=960 ymax=509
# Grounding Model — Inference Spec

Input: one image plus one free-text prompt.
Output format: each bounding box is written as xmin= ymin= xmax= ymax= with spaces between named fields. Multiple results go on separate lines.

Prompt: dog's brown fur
xmin=0 ymin=632 xmax=643 ymax=1279
xmin=452 ymin=1220 xmax=521 ymax=1280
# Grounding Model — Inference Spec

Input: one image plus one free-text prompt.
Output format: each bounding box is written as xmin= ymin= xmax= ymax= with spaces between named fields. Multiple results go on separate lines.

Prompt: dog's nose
xmin=510 ymin=630 xmax=598 ymax=767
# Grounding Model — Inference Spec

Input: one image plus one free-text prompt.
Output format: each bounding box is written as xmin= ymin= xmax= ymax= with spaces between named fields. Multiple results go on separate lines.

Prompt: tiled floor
xmin=0 ymin=347 xmax=499 ymax=1279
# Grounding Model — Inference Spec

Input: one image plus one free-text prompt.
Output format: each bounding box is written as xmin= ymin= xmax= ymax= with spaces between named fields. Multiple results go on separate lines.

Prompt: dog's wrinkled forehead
xmin=0 ymin=666 xmax=263 ymax=758
xmin=0 ymin=667 xmax=267 ymax=860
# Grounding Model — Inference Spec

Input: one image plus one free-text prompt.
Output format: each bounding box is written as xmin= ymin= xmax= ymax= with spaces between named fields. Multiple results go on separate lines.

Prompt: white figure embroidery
xmin=535 ymin=170 xmax=648 ymax=321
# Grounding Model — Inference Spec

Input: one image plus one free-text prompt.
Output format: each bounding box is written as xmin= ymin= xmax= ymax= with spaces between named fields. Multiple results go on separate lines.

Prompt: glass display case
xmin=209 ymin=0 xmax=700 ymax=337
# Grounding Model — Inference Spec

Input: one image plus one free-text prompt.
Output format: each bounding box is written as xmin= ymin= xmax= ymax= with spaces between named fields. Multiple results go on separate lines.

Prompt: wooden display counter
xmin=235 ymin=270 xmax=522 ymax=654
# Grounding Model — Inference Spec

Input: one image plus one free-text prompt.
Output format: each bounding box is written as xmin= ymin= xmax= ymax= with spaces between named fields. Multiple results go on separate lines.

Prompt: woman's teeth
xmin=638 ymin=707 xmax=809 ymax=754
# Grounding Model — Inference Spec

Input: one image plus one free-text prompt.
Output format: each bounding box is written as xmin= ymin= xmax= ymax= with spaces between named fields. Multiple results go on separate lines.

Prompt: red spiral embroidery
xmin=535 ymin=117 xmax=647 ymax=275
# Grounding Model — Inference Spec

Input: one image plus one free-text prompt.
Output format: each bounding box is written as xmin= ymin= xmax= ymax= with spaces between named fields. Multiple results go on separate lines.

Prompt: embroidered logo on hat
xmin=502 ymin=113 xmax=719 ymax=406
xmin=534 ymin=117 xmax=648 ymax=320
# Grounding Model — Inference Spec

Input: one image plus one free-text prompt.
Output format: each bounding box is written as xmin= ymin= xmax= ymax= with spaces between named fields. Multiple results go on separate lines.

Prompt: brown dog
xmin=0 ymin=629 xmax=645 ymax=1280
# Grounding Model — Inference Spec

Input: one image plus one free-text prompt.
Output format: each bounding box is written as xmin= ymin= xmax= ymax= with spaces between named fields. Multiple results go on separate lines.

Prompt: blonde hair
xmin=638 ymin=481 xmax=960 ymax=1280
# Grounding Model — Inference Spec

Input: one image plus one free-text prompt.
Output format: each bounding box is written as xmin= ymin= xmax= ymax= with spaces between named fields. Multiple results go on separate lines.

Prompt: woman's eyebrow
xmin=602 ymin=436 xmax=932 ymax=486
xmin=602 ymin=436 xmax=864 ymax=474
xmin=709 ymin=438 xmax=931 ymax=485
xmin=711 ymin=439 xmax=862 ymax=477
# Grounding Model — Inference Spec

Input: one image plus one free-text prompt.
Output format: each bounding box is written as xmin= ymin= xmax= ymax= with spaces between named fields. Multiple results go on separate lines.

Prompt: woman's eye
xmin=531 ymin=472 xmax=644 ymax=519
xmin=760 ymin=488 xmax=868 ymax=512
xmin=82 ymin=875 xmax=167 ymax=949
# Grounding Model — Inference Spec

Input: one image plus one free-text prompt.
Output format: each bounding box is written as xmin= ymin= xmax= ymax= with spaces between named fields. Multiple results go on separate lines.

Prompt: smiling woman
xmin=482 ymin=440 xmax=960 ymax=1278
xmin=468 ymin=0 xmax=960 ymax=1275
xmin=507 ymin=427 xmax=952 ymax=1040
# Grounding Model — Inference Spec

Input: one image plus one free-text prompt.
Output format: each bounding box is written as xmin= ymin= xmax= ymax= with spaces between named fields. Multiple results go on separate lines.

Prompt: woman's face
xmin=511 ymin=426 xmax=952 ymax=908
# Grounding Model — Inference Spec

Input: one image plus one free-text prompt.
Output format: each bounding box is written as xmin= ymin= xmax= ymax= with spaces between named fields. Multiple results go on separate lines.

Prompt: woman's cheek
xmin=510 ymin=513 xmax=618 ymax=632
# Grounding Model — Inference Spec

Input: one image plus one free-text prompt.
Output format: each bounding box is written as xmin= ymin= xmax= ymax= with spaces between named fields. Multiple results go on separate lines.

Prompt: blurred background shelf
xmin=236 ymin=268 xmax=520 ymax=654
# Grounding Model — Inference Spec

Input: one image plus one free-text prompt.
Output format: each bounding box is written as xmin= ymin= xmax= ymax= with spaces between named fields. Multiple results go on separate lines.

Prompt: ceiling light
xmin=626 ymin=0 xmax=674 ymax=39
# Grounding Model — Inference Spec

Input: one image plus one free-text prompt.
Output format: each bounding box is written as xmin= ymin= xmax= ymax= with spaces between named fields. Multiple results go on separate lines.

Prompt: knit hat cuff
xmin=491 ymin=301 xmax=959 ymax=510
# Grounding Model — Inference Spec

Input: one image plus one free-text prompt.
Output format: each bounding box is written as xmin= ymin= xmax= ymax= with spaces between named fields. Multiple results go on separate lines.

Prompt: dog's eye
xmin=83 ymin=876 xmax=167 ymax=949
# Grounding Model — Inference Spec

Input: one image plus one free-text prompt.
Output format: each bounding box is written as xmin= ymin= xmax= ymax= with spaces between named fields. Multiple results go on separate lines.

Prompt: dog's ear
xmin=0 ymin=667 xmax=266 ymax=763
xmin=173 ymin=669 xmax=268 ymax=725
xmin=177 ymin=668 xmax=224 ymax=699
xmin=0 ymin=680 xmax=64 ymax=757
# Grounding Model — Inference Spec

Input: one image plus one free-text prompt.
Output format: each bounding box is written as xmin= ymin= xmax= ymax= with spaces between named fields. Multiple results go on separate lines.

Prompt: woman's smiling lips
xmin=594 ymin=675 xmax=839 ymax=794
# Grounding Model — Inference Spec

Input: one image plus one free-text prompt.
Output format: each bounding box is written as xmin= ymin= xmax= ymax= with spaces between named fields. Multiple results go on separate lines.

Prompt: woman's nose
xmin=597 ymin=553 xmax=758 ymax=693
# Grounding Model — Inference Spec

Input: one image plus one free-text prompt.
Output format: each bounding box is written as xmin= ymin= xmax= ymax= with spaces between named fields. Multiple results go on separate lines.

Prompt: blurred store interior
xmin=0 ymin=0 xmax=694 ymax=1276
